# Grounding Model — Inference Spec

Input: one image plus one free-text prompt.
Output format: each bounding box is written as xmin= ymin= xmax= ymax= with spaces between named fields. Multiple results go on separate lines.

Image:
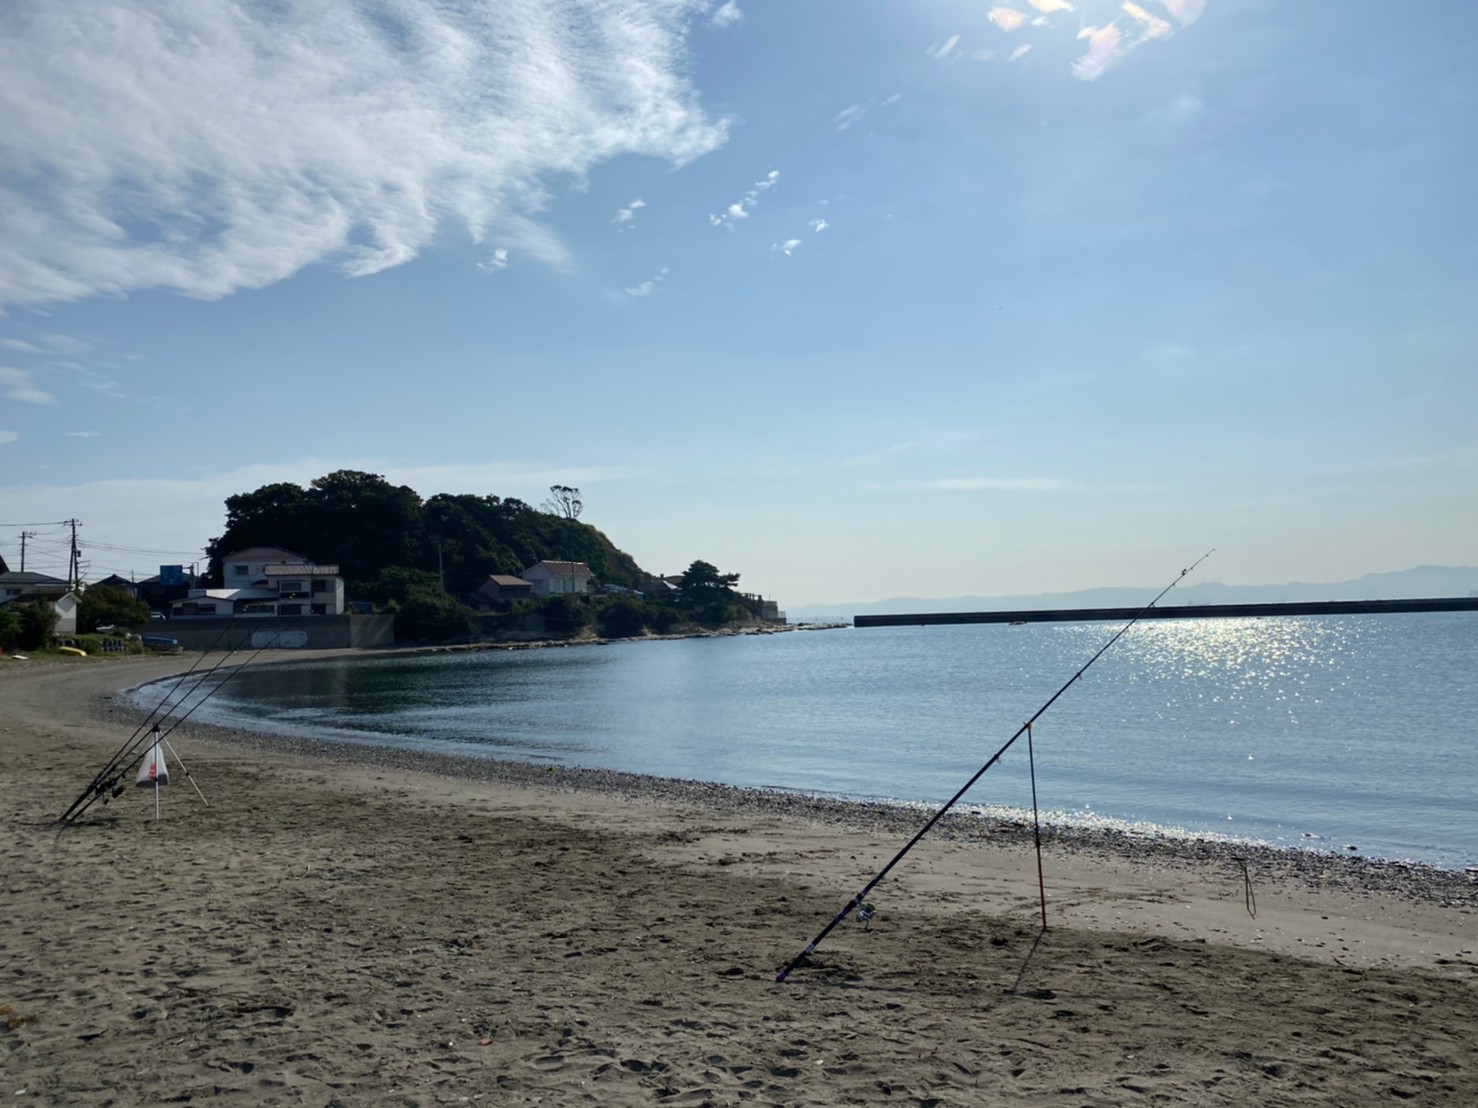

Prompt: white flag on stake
xmin=135 ymin=742 xmax=170 ymax=788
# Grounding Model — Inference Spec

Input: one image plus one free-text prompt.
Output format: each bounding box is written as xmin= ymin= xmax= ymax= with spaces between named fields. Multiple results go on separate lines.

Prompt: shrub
xmin=0 ymin=607 xmax=22 ymax=651
xmin=9 ymin=600 xmax=59 ymax=651
xmin=394 ymin=587 xmax=473 ymax=641
xmin=538 ymin=594 xmax=590 ymax=635
xmin=78 ymin=586 xmax=152 ymax=633
xmin=596 ymin=597 xmax=646 ymax=638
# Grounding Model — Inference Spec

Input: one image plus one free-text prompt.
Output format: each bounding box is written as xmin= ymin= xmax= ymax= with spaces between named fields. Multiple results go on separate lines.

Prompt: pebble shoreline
xmin=95 ymin=677 xmax=1475 ymax=915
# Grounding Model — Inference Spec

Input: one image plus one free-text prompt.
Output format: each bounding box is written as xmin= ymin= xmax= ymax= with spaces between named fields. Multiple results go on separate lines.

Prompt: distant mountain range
xmin=791 ymin=565 xmax=1478 ymax=622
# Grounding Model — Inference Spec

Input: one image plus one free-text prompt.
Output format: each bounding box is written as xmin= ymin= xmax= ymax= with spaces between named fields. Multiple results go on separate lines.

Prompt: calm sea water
xmin=153 ymin=614 xmax=1478 ymax=868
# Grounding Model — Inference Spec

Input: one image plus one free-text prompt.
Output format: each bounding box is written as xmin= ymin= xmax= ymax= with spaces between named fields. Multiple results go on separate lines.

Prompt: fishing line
xmin=1027 ymin=722 xmax=1048 ymax=932
xmin=59 ymin=616 xmax=314 ymax=823
xmin=775 ymin=549 xmax=1214 ymax=983
xmin=58 ymin=620 xmax=243 ymax=822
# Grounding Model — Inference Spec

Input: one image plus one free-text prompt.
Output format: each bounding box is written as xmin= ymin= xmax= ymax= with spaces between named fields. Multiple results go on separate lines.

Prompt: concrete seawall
xmin=143 ymin=614 xmax=395 ymax=650
xmin=853 ymin=596 xmax=1478 ymax=628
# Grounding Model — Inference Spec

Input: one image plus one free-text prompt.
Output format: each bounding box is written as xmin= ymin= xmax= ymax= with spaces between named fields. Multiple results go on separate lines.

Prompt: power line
xmin=85 ymin=541 xmax=204 ymax=558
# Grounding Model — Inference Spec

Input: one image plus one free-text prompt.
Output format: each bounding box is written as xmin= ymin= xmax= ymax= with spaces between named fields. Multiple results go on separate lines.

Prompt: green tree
xmin=675 ymin=560 xmax=747 ymax=625
xmin=77 ymin=586 xmax=151 ymax=633
xmin=206 ymin=481 xmax=311 ymax=581
xmin=394 ymin=588 xmax=473 ymax=642
xmin=0 ymin=606 xmax=21 ymax=651
xmin=536 ymin=594 xmax=590 ymax=635
xmin=10 ymin=600 xmax=58 ymax=651
xmin=678 ymin=560 xmax=740 ymax=593
xmin=305 ymin=470 xmax=425 ymax=585
xmin=206 ymin=470 xmax=650 ymax=604
xmin=540 ymin=485 xmax=583 ymax=519
xmin=596 ymin=596 xmax=646 ymax=638
xmin=362 ymin=566 xmax=443 ymax=608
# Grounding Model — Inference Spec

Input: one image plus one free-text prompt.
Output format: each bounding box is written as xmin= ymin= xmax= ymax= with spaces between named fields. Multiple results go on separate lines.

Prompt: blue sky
xmin=1 ymin=0 xmax=1474 ymax=605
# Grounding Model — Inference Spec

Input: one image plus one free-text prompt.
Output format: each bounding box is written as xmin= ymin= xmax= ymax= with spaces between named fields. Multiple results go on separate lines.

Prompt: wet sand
xmin=2 ymin=652 xmax=1474 ymax=1106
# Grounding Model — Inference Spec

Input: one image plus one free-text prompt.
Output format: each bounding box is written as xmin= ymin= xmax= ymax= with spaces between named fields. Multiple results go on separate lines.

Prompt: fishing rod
xmin=59 ymin=619 xmax=309 ymax=823
xmin=58 ymin=619 xmax=244 ymax=822
xmin=64 ymin=621 xmax=310 ymax=823
xmin=775 ymin=549 xmax=1214 ymax=983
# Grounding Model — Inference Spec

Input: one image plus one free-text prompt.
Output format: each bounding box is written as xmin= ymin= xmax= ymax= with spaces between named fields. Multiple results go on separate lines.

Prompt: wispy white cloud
xmin=63 ymin=430 xmax=102 ymax=438
xmin=497 ymin=217 xmax=575 ymax=272
xmin=0 ymin=365 xmax=55 ymax=404
xmin=1148 ymin=93 xmax=1207 ymax=125
xmin=808 ymin=218 xmax=829 ymax=232
xmin=709 ymin=170 xmax=779 ymax=229
xmin=870 ymin=476 xmax=1067 ymax=492
xmin=0 ymin=339 xmax=43 ymax=354
xmin=34 ymin=333 xmax=91 ymax=356
xmin=1124 ymin=2 xmax=1173 ymax=39
xmin=0 ymin=431 xmax=17 ymax=445
xmin=1072 ymin=24 xmax=1122 ymax=79
xmin=983 ymin=0 xmax=1199 ymax=79
xmin=710 ymin=1 xmax=743 ymax=29
xmin=477 ymin=248 xmax=510 ymax=273
xmin=612 ymin=198 xmax=647 ymax=227
xmin=624 ymin=266 xmax=669 ymax=297
xmin=971 ymin=49 xmax=998 ymax=61
xmin=1164 ymin=0 xmax=1206 ymax=25
xmin=843 ymin=428 xmax=991 ymax=467
xmin=838 ymin=92 xmax=903 ymax=132
xmin=0 ymin=2 xmax=727 ymax=308
xmin=55 ymin=362 xmax=125 ymax=400
xmin=927 ymin=34 xmax=961 ymax=60
xmin=1073 ymin=1 xmax=1185 ymax=81
xmin=988 ymin=7 xmax=1029 ymax=31
xmin=771 ymin=238 xmax=803 ymax=256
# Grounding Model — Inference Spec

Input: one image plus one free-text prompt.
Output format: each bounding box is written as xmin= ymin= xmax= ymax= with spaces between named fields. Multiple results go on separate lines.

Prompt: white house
xmin=0 ymin=572 xmax=79 ymax=635
xmin=170 ymin=588 xmax=276 ymax=618
xmin=222 ymin=547 xmax=309 ymax=590
xmin=0 ymin=588 xmax=79 ymax=635
xmin=179 ymin=549 xmax=347 ymax=617
xmin=51 ymin=591 xmax=80 ymax=635
xmin=521 ymin=560 xmax=593 ymax=597
xmin=261 ymin=563 xmax=345 ymax=615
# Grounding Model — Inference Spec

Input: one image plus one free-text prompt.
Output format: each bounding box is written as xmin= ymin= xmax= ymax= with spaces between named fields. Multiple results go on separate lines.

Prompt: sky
xmin=1 ymin=0 xmax=1474 ymax=606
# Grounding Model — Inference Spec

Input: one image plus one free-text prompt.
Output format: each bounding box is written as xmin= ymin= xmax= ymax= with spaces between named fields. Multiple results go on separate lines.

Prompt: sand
xmin=2 ymin=650 xmax=1475 ymax=1106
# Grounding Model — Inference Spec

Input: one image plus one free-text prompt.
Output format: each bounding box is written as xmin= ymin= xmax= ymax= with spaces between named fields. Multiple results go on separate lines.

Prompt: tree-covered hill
xmin=205 ymin=470 xmax=648 ymax=597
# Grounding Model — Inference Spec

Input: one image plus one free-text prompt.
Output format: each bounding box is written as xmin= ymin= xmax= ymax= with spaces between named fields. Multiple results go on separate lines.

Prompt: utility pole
xmin=65 ymin=518 xmax=81 ymax=591
xmin=19 ymin=530 xmax=35 ymax=571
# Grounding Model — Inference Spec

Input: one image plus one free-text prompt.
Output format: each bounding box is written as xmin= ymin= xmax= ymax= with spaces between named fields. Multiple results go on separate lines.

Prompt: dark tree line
xmin=203 ymin=470 xmax=765 ymax=640
xmin=206 ymin=471 xmax=647 ymax=598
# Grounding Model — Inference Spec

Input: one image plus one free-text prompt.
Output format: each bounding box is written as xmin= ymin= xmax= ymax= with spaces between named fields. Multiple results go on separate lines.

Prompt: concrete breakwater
xmin=853 ymin=595 xmax=1478 ymax=627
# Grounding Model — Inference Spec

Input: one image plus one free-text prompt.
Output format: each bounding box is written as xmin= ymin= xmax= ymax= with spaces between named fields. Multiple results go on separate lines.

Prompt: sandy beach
xmin=2 ymin=651 xmax=1474 ymax=1106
